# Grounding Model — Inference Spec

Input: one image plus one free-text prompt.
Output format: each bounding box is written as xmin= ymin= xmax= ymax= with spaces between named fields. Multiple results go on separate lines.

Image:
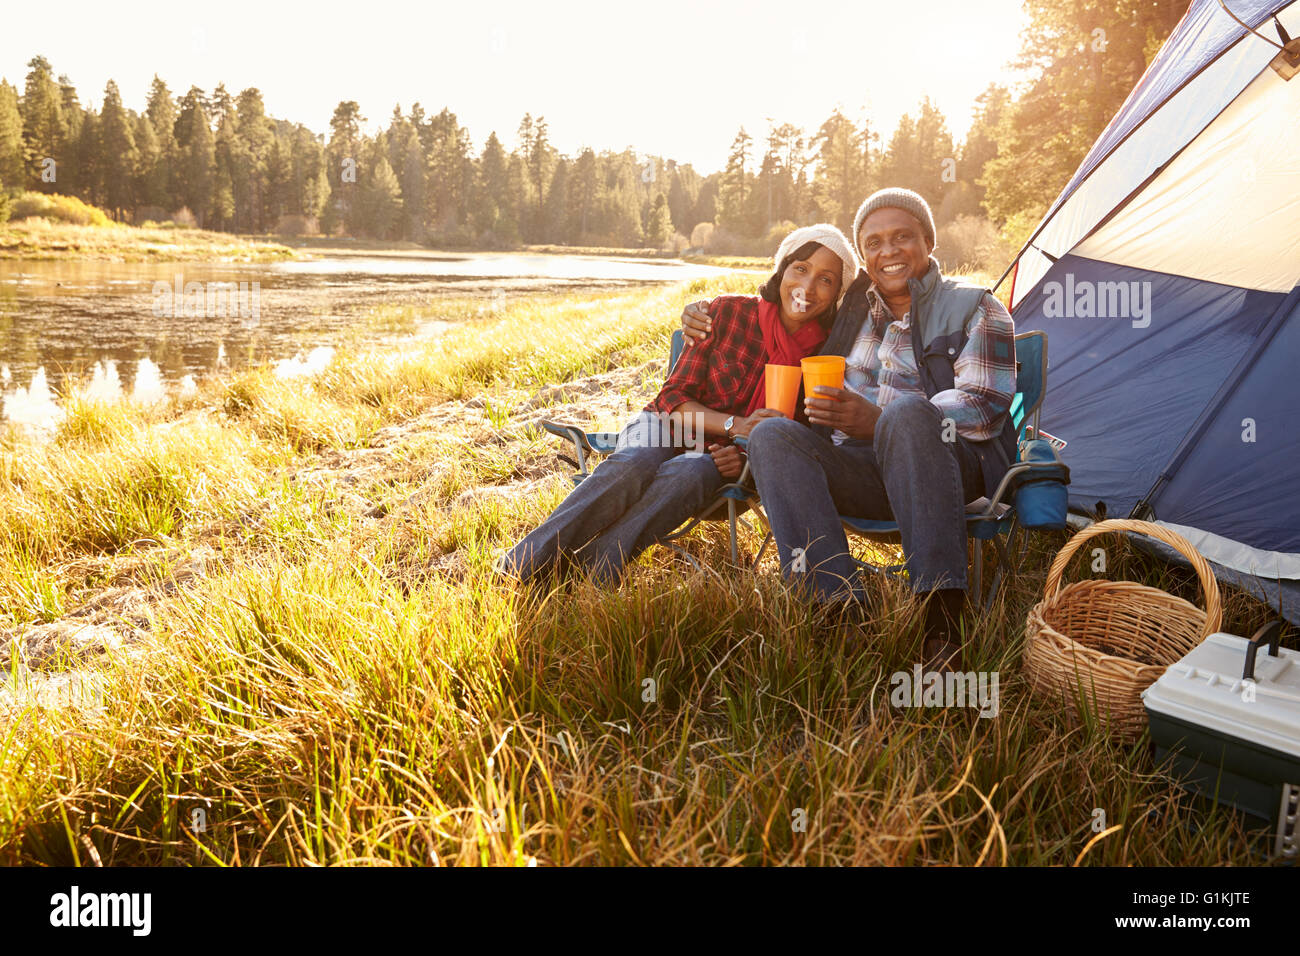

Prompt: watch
xmin=723 ymin=415 xmax=735 ymax=439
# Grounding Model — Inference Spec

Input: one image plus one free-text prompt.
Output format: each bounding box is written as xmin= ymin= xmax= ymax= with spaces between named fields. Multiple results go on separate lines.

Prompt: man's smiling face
xmin=857 ymin=207 xmax=934 ymax=301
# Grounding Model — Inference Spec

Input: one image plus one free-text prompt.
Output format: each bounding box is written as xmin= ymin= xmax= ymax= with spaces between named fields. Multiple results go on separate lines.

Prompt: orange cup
xmin=765 ymin=364 xmax=803 ymax=419
xmin=801 ymin=355 xmax=846 ymax=401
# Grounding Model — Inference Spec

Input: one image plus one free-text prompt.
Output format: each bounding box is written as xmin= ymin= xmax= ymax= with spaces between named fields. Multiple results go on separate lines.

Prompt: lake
xmin=0 ymin=250 xmax=736 ymax=421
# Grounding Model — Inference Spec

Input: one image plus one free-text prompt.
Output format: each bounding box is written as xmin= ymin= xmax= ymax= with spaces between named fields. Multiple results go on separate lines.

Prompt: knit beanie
xmin=772 ymin=223 xmax=860 ymax=300
xmin=851 ymin=188 xmax=937 ymax=259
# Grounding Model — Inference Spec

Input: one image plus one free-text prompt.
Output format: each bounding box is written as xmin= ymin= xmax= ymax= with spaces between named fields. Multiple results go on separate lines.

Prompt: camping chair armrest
xmin=540 ymin=420 xmax=593 ymax=475
xmin=725 ymin=437 xmax=759 ymax=499
xmin=980 ymin=460 xmax=1063 ymax=516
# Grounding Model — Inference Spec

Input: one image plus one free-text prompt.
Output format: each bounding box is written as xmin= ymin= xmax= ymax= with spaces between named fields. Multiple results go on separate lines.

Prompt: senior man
xmin=680 ymin=189 xmax=1017 ymax=671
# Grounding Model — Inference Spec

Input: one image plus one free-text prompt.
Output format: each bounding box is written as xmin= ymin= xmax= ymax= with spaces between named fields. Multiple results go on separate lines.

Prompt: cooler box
xmin=1141 ymin=623 xmax=1300 ymax=859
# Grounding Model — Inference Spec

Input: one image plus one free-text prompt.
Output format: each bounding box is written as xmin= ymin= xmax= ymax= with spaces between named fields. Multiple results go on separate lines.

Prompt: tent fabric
xmin=1150 ymin=288 xmax=1300 ymax=562
xmin=1007 ymin=0 xmax=1299 ymax=306
xmin=1059 ymin=0 xmax=1290 ymax=204
xmin=1005 ymin=0 xmax=1300 ymax=621
xmin=1074 ymin=64 xmax=1300 ymax=293
xmin=1065 ymin=515 xmax=1300 ymax=623
xmin=1158 ymin=522 xmax=1300 ymax=581
xmin=1014 ymin=255 xmax=1287 ymax=543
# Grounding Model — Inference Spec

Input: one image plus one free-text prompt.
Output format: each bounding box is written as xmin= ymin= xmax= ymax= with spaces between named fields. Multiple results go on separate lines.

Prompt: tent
xmin=998 ymin=0 xmax=1300 ymax=621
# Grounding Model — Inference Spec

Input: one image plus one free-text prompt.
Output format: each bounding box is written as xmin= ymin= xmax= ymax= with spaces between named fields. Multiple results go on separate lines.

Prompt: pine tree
xmin=979 ymin=0 xmax=1183 ymax=225
xmin=544 ymin=157 xmax=570 ymax=244
xmin=21 ymin=56 xmax=65 ymax=191
xmin=174 ymin=86 xmax=215 ymax=226
xmin=0 ymin=80 xmax=24 ymax=193
xmin=503 ymin=152 xmax=527 ymax=246
xmin=57 ymin=75 xmax=84 ymax=198
xmin=953 ymin=84 xmax=1010 ymax=219
xmin=144 ymin=76 xmax=178 ymax=210
xmin=813 ymin=110 xmax=870 ymax=232
xmin=878 ymin=97 xmax=955 ymax=220
xmin=235 ymin=88 xmax=274 ymax=231
xmin=568 ymin=147 xmax=597 ymax=242
xmin=287 ymin=124 xmax=327 ymax=223
xmin=717 ymin=127 xmax=751 ymax=234
xmin=209 ymin=85 xmax=237 ymax=230
xmin=324 ymin=100 xmax=364 ymax=234
xmin=385 ymin=105 xmax=423 ymax=240
xmin=77 ymin=109 xmax=101 ymax=207
xmin=470 ymin=131 xmax=506 ymax=241
xmin=426 ymin=108 xmax=470 ymax=237
xmin=362 ymin=153 xmax=403 ymax=238
xmin=666 ymin=164 xmax=694 ymax=237
xmin=763 ymin=123 xmax=803 ymax=225
xmin=132 ymin=113 xmax=159 ymax=215
xmin=98 ymin=80 xmax=138 ymax=219
xmin=644 ymin=192 xmax=672 ymax=248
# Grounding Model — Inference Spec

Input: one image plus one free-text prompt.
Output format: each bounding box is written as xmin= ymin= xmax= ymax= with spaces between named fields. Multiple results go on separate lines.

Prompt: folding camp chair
xmin=841 ymin=330 xmax=1052 ymax=608
xmin=743 ymin=330 xmax=1054 ymax=609
xmin=539 ymin=330 xmax=760 ymax=570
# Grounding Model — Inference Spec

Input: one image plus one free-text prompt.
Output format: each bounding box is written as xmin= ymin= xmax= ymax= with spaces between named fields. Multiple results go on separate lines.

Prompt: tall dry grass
xmin=0 ymin=273 xmax=1289 ymax=865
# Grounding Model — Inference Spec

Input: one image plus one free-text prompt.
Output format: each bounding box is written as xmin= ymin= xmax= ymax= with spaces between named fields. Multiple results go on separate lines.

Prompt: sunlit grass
xmin=0 ymin=272 xmax=1289 ymax=866
xmin=0 ymin=218 xmax=296 ymax=262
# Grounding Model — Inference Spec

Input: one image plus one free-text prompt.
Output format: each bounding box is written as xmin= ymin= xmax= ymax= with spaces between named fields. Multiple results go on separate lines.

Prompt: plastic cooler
xmin=1141 ymin=623 xmax=1300 ymax=859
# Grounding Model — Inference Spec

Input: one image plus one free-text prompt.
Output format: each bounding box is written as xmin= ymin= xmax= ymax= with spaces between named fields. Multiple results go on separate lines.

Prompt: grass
xmin=0 ymin=272 xmax=1292 ymax=866
xmin=681 ymin=254 xmax=770 ymax=270
xmin=0 ymin=218 xmax=297 ymax=262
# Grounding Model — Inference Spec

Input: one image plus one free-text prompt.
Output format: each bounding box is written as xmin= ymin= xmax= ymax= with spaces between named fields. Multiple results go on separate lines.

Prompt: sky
xmin=2 ymin=0 xmax=1030 ymax=172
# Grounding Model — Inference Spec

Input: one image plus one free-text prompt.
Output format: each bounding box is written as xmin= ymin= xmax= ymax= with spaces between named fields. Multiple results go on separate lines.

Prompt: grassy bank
xmin=0 ymin=219 xmax=297 ymax=262
xmin=681 ymin=254 xmax=769 ymax=270
xmin=0 ymin=275 xmax=1288 ymax=866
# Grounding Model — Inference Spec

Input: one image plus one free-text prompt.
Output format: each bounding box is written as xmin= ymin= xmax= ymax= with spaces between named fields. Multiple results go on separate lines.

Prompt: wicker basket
xmin=1024 ymin=518 xmax=1223 ymax=740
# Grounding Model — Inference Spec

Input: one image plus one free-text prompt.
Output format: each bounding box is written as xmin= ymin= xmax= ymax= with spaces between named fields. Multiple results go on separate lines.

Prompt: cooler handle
xmin=1242 ymin=621 xmax=1282 ymax=681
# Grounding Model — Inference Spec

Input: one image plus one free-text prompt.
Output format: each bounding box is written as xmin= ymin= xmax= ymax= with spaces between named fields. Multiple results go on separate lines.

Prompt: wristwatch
xmin=723 ymin=415 xmax=735 ymax=439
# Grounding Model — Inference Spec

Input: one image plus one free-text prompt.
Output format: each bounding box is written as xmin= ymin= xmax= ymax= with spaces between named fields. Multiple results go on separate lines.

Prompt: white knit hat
xmin=772 ymin=223 xmax=861 ymax=299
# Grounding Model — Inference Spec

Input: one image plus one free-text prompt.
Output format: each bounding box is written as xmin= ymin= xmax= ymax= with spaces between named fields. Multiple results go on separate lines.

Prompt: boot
xmin=920 ymin=587 xmax=967 ymax=674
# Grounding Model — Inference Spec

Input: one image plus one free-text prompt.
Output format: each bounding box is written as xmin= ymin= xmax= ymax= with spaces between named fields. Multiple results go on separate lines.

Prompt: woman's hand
xmin=804 ymin=387 xmax=882 ymax=439
xmin=730 ymin=408 xmax=785 ymax=439
xmin=680 ymin=300 xmax=712 ymax=345
xmin=708 ymin=443 xmax=746 ymax=480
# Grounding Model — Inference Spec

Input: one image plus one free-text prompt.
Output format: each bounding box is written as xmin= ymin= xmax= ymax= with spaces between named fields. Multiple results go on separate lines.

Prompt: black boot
xmin=920 ymin=587 xmax=967 ymax=674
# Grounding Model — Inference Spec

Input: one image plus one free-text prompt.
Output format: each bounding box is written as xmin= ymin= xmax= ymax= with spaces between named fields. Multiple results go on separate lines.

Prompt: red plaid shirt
xmin=648 ymin=295 xmax=768 ymax=418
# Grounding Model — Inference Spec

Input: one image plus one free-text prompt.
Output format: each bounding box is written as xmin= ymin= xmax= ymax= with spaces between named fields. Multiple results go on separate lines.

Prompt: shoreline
xmin=1 ymin=221 xmax=769 ymax=269
xmin=1 ymin=220 xmax=298 ymax=263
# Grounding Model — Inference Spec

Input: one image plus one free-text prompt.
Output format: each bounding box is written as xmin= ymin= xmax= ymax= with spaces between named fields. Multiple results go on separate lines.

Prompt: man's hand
xmin=804 ymin=386 xmax=882 ymax=439
xmin=730 ymin=408 xmax=784 ymax=439
xmin=680 ymin=299 xmax=711 ymax=345
xmin=708 ymin=443 xmax=745 ymax=479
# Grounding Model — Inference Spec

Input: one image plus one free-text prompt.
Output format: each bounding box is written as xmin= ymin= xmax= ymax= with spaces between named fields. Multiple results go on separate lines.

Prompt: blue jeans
xmin=746 ymin=394 xmax=985 ymax=602
xmin=506 ymin=411 xmax=724 ymax=584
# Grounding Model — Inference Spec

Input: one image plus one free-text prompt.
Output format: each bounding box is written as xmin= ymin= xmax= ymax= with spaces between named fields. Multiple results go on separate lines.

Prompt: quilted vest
xmin=814 ymin=259 xmax=1018 ymax=495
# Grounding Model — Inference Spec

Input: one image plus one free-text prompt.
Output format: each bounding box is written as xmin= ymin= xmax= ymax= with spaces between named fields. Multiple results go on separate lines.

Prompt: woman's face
xmin=778 ymin=245 xmax=843 ymax=325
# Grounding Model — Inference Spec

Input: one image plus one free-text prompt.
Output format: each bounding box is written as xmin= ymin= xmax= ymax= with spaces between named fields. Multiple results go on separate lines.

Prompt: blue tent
xmin=999 ymin=0 xmax=1300 ymax=620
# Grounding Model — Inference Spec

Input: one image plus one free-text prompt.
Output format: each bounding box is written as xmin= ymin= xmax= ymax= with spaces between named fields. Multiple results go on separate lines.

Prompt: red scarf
xmin=744 ymin=298 xmax=830 ymax=417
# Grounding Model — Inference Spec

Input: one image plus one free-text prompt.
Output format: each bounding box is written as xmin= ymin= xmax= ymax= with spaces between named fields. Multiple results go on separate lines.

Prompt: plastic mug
xmin=801 ymin=355 xmax=846 ymax=401
xmin=765 ymin=364 xmax=803 ymax=419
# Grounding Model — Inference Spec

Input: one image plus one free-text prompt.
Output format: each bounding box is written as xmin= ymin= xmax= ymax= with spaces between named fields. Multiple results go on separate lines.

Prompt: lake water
xmin=0 ymin=250 xmax=736 ymax=426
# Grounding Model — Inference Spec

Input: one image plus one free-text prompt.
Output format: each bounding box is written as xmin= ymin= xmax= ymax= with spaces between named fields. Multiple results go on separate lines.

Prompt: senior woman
xmin=497 ymin=223 xmax=860 ymax=586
